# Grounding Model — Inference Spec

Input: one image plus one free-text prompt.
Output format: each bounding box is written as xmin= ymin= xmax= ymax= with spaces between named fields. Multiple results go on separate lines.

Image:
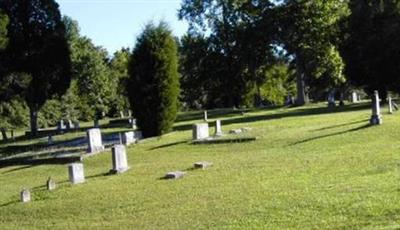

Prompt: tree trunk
xmin=295 ymin=62 xmax=308 ymax=106
xmin=0 ymin=128 xmax=8 ymax=141
xmin=29 ymin=106 xmax=39 ymax=136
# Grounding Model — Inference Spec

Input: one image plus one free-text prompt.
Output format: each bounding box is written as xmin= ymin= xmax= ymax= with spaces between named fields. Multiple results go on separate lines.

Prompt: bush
xmin=127 ymin=22 xmax=180 ymax=137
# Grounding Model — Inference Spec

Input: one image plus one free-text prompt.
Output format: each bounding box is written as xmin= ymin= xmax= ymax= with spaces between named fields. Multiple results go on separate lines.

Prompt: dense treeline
xmin=0 ymin=0 xmax=400 ymax=136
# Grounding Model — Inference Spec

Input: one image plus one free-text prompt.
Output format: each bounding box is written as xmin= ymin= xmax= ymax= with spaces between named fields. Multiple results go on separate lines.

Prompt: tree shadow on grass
xmin=312 ymin=119 xmax=369 ymax=131
xmin=291 ymin=124 xmax=371 ymax=146
xmin=148 ymin=140 xmax=188 ymax=151
xmin=173 ymin=103 xmax=371 ymax=132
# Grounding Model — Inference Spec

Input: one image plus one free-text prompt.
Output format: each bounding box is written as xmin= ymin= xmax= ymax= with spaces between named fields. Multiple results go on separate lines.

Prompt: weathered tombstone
xmin=351 ymin=92 xmax=358 ymax=103
xmin=203 ymin=110 xmax=208 ymax=121
xmin=20 ymin=188 xmax=31 ymax=203
xmin=128 ymin=110 xmax=132 ymax=117
xmin=120 ymin=111 xmax=125 ymax=118
xmin=388 ymin=96 xmax=394 ymax=114
xmin=47 ymin=177 xmax=56 ymax=191
xmin=194 ymin=161 xmax=213 ymax=169
xmin=0 ymin=128 xmax=8 ymax=141
xmin=129 ymin=118 xmax=137 ymax=129
xmin=57 ymin=120 xmax=66 ymax=132
xmin=68 ymin=163 xmax=85 ymax=184
xmin=229 ymin=129 xmax=242 ymax=134
xmin=48 ymin=135 xmax=54 ymax=145
xmin=110 ymin=144 xmax=130 ymax=174
xmin=370 ymin=90 xmax=383 ymax=125
xmin=214 ymin=120 xmax=222 ymax=136
xmin=86 ymin=128 xmax=104 ymax=154
xmin=73 ymin=121 xmax=80 ymax=129
xmin=65 ymin=119 xmax=74 ymax=130
xmin=192 ymin=123 xmax=209 ymax=140
xmin=328 ymin=91 xmax=336 ymax=107
xmin=121 ymin=131 xmax=135 ymax=145
xmin=165 ymin=171 xmax=186 ymax=179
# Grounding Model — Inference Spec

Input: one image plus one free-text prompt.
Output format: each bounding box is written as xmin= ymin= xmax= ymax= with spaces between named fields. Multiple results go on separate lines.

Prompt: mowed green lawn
xmin=0 ymin=103 xmax=399 ymax=229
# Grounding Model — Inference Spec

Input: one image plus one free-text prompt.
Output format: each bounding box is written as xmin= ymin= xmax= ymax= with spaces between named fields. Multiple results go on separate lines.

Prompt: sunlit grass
xmin=0 ymin=103 xmax=399 ymax=229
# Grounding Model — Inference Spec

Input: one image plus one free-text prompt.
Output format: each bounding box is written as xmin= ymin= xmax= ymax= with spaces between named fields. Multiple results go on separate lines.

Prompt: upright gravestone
xmin=328 ymin=91 xmax=336 ymax=107
xmin=57 ymin=120 xmax=66 ymax=132
xmin=65 ymin=119 xmax=74 ymax=130
xmin=47 ymin=177 xmax=56 ymax=191
xmin=121 ymin=131 xmax=135 ymax=145
xmin=203 ymin=110 xmax=208 ymax=121
xmin=86 ymin=128 xmax=104 ymax=154
xmin=351 ymin=92 xmax=358 ymax=103
xmin=110 ymin=144 xmax=129 ymax=174
xmin=68 ymin=163 xmax=85 ymax=184
xmin=134 ymin=130 xmax=143 ymax=140
xmin=370 ymin=90 xmax=383 ymax=125
xmin=388 ymin=96 xmax=394 ymax=114
xmin=20 ymin=188 xmax=31 ymax=203
xmin=48 ymin=135 xmax=54 ymax=145
xmin=214 ymin=120 xmax=222 ymax=136
xmin=193 ymin=123 xmax=209 ymax=140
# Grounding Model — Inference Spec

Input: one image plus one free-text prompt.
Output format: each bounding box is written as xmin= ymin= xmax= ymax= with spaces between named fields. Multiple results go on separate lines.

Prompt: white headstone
xmin=86 ymin=128 xmax=104 ymax=153
xmin=68 ymin=163 xmax=85 ymax=184
xmin=203 ymin=110 xmax=208 ymax=121
xmin=121 ymin=131 xmax=136 ymax=145
xmin=370 ymin=90 xmax=382 ymax=125
xmin=194 ymin=161 xmax=213 ymax=169
xmin=351 ymin=92 xmax=358 ymax=103
xmin=20 ymin=188 xmax=31 ymax=203
xmin=214 ymin=120 xmax=222 ymax=136
xmin=165 ymin=171 xmax=186 ymax=179
xmin=111 ymin=144 xmax=129 ymax=174
xmin=388 ymin=96 xmax=393 ymax=114
xmin=47 ymin=177 xmax=56 ymax=191
xmin=192 ymin=123 xmax=209 ymax=140
xmin=328 ymin=91 xmax=336 ymax=107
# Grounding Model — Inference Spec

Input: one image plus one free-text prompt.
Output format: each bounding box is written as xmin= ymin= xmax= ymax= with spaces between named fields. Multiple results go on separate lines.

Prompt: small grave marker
xmin=110 ymin=144 xmax=130 ymax=174
xmin=165 ymin=171 xmax=186 ymax=180
xmin=215 ymin=120 xmax=222 ymax=136
xmin=388 ymin=96 xmax=394 ymax=114
xmin=194 ymin=161 xmax=213 ymax=169
xmin=203 ymin=110 xmax=208 ymax=121
xmin=68 ymin=163 xmax=85 ymax=184
xmin=20 ymin=188 xmax=31 ymax=203
xmin=47 ymin=177 xmax=56 ymax=191
xmin=370 ymin=90 xmax=382 ymax=125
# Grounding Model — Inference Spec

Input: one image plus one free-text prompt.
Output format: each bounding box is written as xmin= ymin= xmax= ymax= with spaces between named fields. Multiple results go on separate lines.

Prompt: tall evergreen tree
xmin=127 ymin=22 xmax=180 ymax=137
xmin=0 ymin=0 xmax=71 ymax=135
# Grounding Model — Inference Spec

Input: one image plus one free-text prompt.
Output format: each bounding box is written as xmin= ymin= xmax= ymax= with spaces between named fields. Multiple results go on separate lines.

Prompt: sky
xmin=56 ymin=0 xmax=189 ymax=55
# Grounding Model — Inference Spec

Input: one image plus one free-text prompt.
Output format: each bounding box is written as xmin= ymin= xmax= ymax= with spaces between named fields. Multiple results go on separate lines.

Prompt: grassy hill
xmin=0 ymin=103 xmax=399 ymax=229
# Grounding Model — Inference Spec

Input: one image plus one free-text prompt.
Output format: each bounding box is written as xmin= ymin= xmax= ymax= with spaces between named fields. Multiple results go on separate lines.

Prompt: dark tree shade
xmin=127 ymin=22 xmax=180 ymax=137
xmin=0 ymin=0 xmax=71 ymax=135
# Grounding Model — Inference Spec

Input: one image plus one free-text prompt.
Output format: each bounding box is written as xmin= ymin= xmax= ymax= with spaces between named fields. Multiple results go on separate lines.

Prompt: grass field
xmin=0 ymin=103 xmax=399 ymax=229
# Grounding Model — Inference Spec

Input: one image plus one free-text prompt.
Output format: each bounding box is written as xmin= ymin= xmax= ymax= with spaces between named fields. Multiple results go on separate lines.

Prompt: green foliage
xmin=108 ymin=48 xmax=131 ymax=117
xmin=63 ymin=16 xmax=115 ymax=121
xmin=0 ymin=10 xmax=8 ymax=49
xmin=0 ymin=98 xmax=29 ymax=129
xmin=128 ymin=22 xmax=180 ymax=137
xmin=0 ymin=0 xmax=71 ymax=134
xmin=179 ymin=0 xmax=276 ymax=108
xmin=341 ymin=0 xmax=400 ymax=97
xmin=273 ymin=0 xmax=347 ymax=104
xmin=260 ymin=64 xmax=296 ymax=105
xmin=38 ymin=99 xmax=62 ymax=128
